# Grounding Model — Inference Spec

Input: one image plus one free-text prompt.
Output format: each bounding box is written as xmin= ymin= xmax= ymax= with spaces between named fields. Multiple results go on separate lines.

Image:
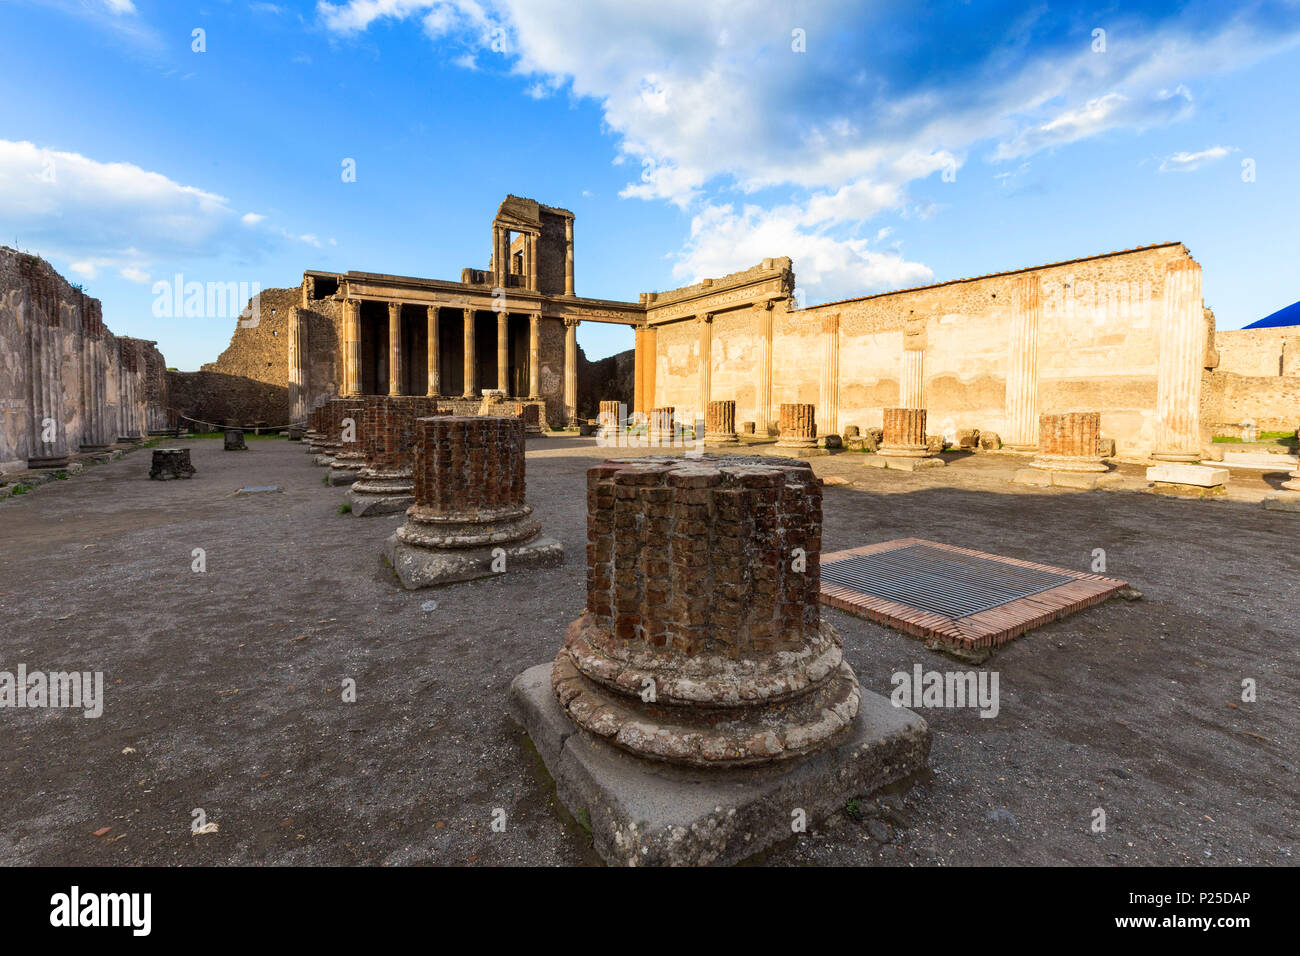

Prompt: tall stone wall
xmin=0 ymin=247 xmax=168 ymax=473
xmin=649 ymin=244 xmax=1209 ymax=457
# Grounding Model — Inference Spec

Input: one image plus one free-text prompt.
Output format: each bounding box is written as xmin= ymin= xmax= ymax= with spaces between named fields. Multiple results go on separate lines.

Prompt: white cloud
xmin=0 ymin=139 xmax=311 ymax=284
xmin=103 ymin=0 xmax=136 ymax=13
xmin=119 ymin=266 xmax=151 ymax=283
xmin=995 ymin=87 xmax=1193 ymax=160
xmin=1159 ymin=144 xmax=1236 ymax=172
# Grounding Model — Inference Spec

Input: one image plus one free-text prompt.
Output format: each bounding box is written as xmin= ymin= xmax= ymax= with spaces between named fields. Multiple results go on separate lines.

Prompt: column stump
xmin=223 ymin=428 xmax=247 ymax=451
xmin=1015 ymin=412 xmax=1116 ymax=490
xmin=149 ymin=448 xmax=195 ymax=480
xmin=596 ymin=400 xmax=623 ymax=442
xmin=870 ymin=407 xmax=945 ymax=470
xmin=775 ymin=403 xmax=818 ymax=452
xmin=328 ymin=398 xmax=370 ymax=485
xmin=348 ymin=397 xmax=439 ymax=516
xmin=384 ymin=416 xmax=564 ymax=588
xmin=509 ymin=455 xmax=930 ymax=866
xmin=647 ymin=407 xmax=676 ymax=446
xmin=704 ymin=400 xmax=739 ymax=444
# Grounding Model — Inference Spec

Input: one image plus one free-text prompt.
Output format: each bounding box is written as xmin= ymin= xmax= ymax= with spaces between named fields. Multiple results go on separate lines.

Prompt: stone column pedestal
xmin=348 ymin=397 xmax=440 ymax=516
xmin=384 ymin=416 xmax=564 ymax=588
xmin=224 ymin=428 xmax=247 ymax=451
xmin=1029 ymin=412 xmax=1108 ymax=473
xmin=705 ymin=400 xmax=738 ymax=444
xmin=871 ymin=407 xmax=944 ymax=470
xmin=508 ymin=454 xmax=930 ymax=866
xmin=776 ymin=403 xmax=817 ymax=450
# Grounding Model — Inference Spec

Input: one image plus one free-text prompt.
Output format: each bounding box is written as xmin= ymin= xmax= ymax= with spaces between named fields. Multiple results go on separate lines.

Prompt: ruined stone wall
xmin=196 ymin=284 xmax=342 ymax=426
xmin=651 ymin=244 xmax=1205 ymax=456
xmin=0 ymin=247 xmax=167 ymax=472
xmin=1203 ymin=327 xmax=1300 ymax=431
xmin=576 ymin=346 xmax=633 ymax=420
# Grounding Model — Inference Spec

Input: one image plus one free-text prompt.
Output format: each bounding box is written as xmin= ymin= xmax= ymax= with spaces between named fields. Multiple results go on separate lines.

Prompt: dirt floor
xmin=0 ymin=436 xmax=1295 ymax=866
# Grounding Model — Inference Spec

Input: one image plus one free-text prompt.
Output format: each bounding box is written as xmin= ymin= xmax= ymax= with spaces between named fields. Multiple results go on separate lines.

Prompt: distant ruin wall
xmin=650 ymin=244 xmax=1205 ymax=457
xmin=1207 ymin=328 xmax=1300 ymax=430
xmin=0 ymin=246 xmax=169 ymax=472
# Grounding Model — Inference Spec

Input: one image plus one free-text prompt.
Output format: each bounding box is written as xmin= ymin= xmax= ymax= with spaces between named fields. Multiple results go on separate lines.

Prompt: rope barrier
xmin=172 ymin=412 xmax=306 ymax=431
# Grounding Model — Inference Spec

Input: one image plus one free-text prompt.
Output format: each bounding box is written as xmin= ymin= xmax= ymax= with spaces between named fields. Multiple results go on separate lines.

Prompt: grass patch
xmin=337 ymin=503 xmax=352 ymax=515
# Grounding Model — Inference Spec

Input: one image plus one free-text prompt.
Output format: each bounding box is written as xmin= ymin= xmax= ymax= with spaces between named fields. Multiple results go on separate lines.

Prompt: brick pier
xmin=346 ymin=396 xmax=441 ymax=516
xmin=705 ymin=399 xmax=738 ymax=444
xmin=383 ymin=416 xmax=563 ymax=588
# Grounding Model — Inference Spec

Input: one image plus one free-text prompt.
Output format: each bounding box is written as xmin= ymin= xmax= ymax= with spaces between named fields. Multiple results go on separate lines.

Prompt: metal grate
xmin=821 ymin=543 xmax=1074 ymax=619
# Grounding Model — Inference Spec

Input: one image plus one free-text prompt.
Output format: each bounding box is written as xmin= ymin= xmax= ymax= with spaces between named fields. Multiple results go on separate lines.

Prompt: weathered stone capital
xmin=344 ymin=297 xmax=360 ymax=308
xmin=388 ymin=301 xmax=402 ymax=317
xmin=564 ymin=317 xmax=580 ymax=328
xmin=699 ymin=312 xmax=714 ymax=324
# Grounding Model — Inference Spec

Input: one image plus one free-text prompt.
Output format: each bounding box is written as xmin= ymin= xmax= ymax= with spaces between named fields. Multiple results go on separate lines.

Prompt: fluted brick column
xmin=462 ymin=308 xmax=476 ymax=398
xmin=754 ymin=301 xmax=774 ymax=435
xmin=777 ymin=403 xmax=816 ymax=449
xmin=497 ymin=310 xmax=510 ymax=394
xmin=344 ymin=298 xmax=361 ymax=396
xmin=881 ymin=407 xmax=930 ymax=457
xmin=1153 ymin=259 xmax=1205 ymax=461
xmin=597 ymin=400 xmax=622 ymax=441
xmin=819 ymin=312 xmax=840 ymax=439
xmin=528 ymin=312 xmax=541 ymax=399
xmin=564 ymin=217 xmax=575 ymax=295
xmin=426 ymin=306 xmax=440 ymax=397
xmin=288 ymin=306 xmax=308 ymax=423
xmin=564 ymin=318 xmax=579 ymax=425
xmin=387 ymin=302 xmax=403 ymax=396
xmin=705 ymin=400 xmax=738 ymax=443
xmin=384 ymin=415 xmax=563 ymax=587
xmin=649 ymin=406 xmax=676 ymax=445
xmin=551 ymin=454 xmax=859 ymax=766
xmin=347 ymin=396 xmax=441 ymax=515
xmin=1005 ymin=275 xmax=1041 ymax=449
xmin=697 ymin=313 xmax=713 ymax=419
xmin=1030 ymin=411 xmax=1108 ymax=473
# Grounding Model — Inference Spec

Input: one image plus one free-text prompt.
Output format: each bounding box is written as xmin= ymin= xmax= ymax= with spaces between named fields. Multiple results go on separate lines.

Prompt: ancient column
xmin=528 ymin=312 xmax=541 ymax=399
xmin=301 ymin=275 xmax=314 ymax=309
xmin=1153 ymin=259 xmax=1205 ymax=461
xmin=328 ymin=397 xmax=367 ymax=484
xmin=564 ymin=217 xmax=575 ymax=295
xmin=1005 ymin=275 xmax=1041 ymax=449
xmin=384 ymin=416 xmax=563 ymax=587
xmin=564 ymin=318 xmax=579 ymax=425
xmin=344 ymin=298 xmax=362 ymax=396
xmin=880 ymin=408 xmax=930 ymax=457
xmin=819 ymin=311 xmax=840 ymax=440
xmin=288 ymin=306 xmax=308 ymax=424
xmin=754 ymin=300 xmax=774 ymax=435
xmin=777 ymin=403 xmax=817 ymax=450
xmin=27 ymin=311 xmax=68 ymax=467
xmin=497 ymin=310 xmax=510 ymax=394
xmin=426 ymin=306 xmax=440 ymax=397
xmin=552 ymin=454 xmax=859 ymax=765
xmin=527 ymin=234 xmax=538 ymax=292
xmin=642 ymin=326 xmax=657 ymax=417
xmin=697 ymin=313 xmax=713 ymax=421
xmin=387 ymin=302 xmax=403 ymax=396
xmin=1030 ymin=412 xmax=1107 ymax=473
xmin=462 ymin=308 xmax=477 ymax=397
xmin=649 ymin=406 xmax=676 ymax=445
xmin=706 ymin=400 xmax=738 ymax=444
xmin=347 ymin=396 xmax=440 ymax=516
xmin=597 ymin=400 xmax=622 ymax=442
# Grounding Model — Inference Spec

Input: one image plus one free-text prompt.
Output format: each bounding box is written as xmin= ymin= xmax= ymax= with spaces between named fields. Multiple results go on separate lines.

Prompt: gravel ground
xmin=0 ymin=436 xmax=1294 ymax=866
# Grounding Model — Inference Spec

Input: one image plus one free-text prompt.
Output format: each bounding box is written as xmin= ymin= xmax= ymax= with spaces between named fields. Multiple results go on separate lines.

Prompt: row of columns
xmin=340 ymin=298 xmax=580 ymax=422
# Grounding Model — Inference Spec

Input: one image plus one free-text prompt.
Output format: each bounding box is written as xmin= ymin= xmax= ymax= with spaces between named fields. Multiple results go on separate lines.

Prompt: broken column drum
xmin=149 ymin=448 xmax=195 ymax=480
xmin=347 ymin=397 xmax=439 ymax=516
xmin=552 ymin=454 xmax=861 ymax=766
xmin=648 ymin=406 xmax=676 ymax=445
xmin=705 ymin=400 xmax=738 ymax=444
xmin=223 ymin=428 xmax=247 ymax=451
xmin=776 ymin=403 xmax=816 ymax=449
xmin=1029 ymin=412 xmax=1108 ymax=473
xmin=880 ymin=407 xmax=929 ymax=457
xmin=597 ymin=400 xmax=622 ymax=440
xmin=384 ymin=416 xmax=564 ymax=588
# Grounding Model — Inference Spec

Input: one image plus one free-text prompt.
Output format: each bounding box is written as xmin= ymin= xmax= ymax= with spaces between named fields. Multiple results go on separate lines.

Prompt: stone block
xmin=1146 ymin=464 xmax=1229 ymax=488
xmin=509 ymin=663 xmax=929 ymax=867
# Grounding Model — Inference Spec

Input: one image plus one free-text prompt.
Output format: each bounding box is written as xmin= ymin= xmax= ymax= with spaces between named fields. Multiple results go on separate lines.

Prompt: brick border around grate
xmin=819 ymin=537 xmax=1128 ymax=650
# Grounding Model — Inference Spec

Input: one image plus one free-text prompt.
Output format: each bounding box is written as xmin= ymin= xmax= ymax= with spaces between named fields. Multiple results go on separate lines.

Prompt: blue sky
xmin=1 ymin=0 xmax=1298 ymax=370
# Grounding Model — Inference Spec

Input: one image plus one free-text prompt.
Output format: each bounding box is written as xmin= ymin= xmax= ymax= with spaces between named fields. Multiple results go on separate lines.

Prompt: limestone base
xmin=346 ymin=488 xmax=414 ymax=516
xmin=26 ymin=455 xmax=70 ymax=469
xmin=384 ymin=534 xmax=564 ymax=589
xmin=509 ymin=663 xmax=930 ymax=867
xmin=704 ymin=433 xmax=738 ymax=445
xmin=866 ymin=455 xmax=945 ymax=471
xmin=1014 ymin=467 xmax=1122 ymax=490
xmin=764 ymin=445 xmax=829 ymax=458
xmin=328 ymin=464 xmax=362 ymax=486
